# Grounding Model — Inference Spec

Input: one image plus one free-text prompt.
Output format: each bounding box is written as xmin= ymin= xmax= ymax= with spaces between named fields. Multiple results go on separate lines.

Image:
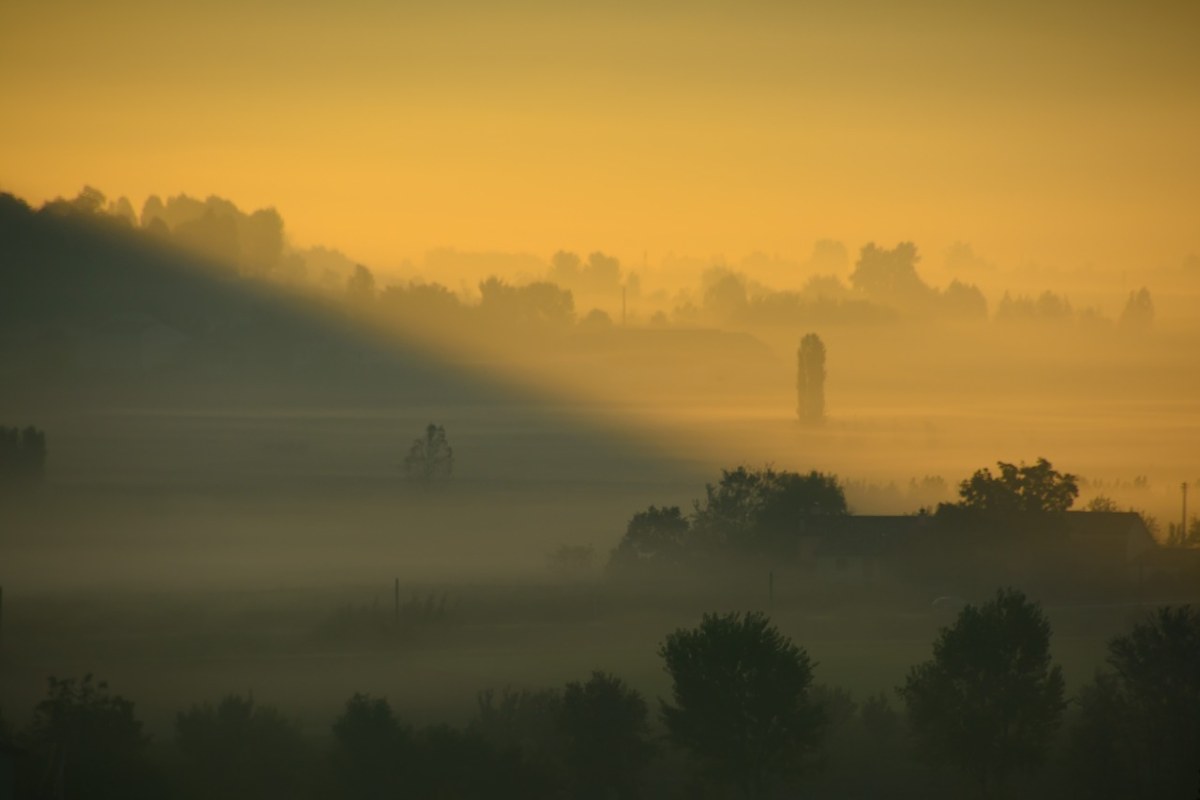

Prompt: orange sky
xmin=3 ymin=0 xmax=1197 ymax=275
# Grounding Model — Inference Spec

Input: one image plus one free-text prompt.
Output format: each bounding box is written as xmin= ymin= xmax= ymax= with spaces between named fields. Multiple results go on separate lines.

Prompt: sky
xmin=3 ymin=0 xmax=1198 ymax=274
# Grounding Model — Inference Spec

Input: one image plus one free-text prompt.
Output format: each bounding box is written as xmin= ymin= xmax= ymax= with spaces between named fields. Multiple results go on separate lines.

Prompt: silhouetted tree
xmin=471 ymin=686 xmax=565 ymax=787
xmin=577 ymin=251 xmax=621 ymax=293
xmin=691 ymin=466 xmax=846 ymax=556
xmin=944 ymin=241 xmax=994 ymax=273
xmin=995 ymin=292 xmax=1037 ymax=323
xmin=379 ymin=280 xmax=464 ymax=326
xmin=796 ymin=333 xmax=826 ymax=423
xmin=241 ymin=207 xmax=284 ymax=276
xmin=1082 ymin=495 xmax=1120 ymax=512
xmin=1034 ymin=290 xmax=1072 ymax=321
xmin=346 ymin=263 xmax=376 ymax=303
xmin=107 ymin=195 xmax=137 ymax=226
xmin=404 ymin=423 xmax=453 ymax=486
xmin=410 ymin=724 xmax=544 ymax=799
xmin=1069 ymin=606 xmax=1200 ymax=799
xmin=849 ymin=242 xmax=932 ymax=304
xmin=0 ymin=425 xmax=47 ymax=485
xmin=1119 ymin=286 xmax=1154 ymax=330
xmin=478 ymin=277 xmax=575 ymax=326
xmin=941 ymin=280 xmax=988 ymax=318
xmin=941 ymin=458 xmax=1078 ymax=515
xmin=22 ymin=674 xmax=157 ymax=800
xmin=71 ymin=185 xmax=107 ymax=216
xmin=560 ymin=672 xmax=655 ymax=799
xmin=900 ymin=588 xmax=1065 ymax=798
xmin=331 ymin=693 xmax=409 ymax=800
xmin=659 ymin=611 xmax=824 ymax=798
xmin=549 ymin=250 xmax=582 ymax=284
xmin=799 ymin=274 xmax=850 ymax=302
xmin=805 ymin=239 xmax=849 ymax=273
xmin=609 ymin=505 xmax=690 ymax=572
xmin=701 ymin=269 xmax=749 ymax=321
xmin=174 ymin=694 xmax=310 ymax=800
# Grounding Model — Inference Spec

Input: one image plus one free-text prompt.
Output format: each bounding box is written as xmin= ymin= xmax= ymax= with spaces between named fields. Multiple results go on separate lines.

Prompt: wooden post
xmin=1183 ymin=482 xmax=1188 ymax=541
xmin=393 ymin=578 xmax=400 ymax=627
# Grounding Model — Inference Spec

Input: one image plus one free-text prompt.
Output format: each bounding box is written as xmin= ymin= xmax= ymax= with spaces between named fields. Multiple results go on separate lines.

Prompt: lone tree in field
xmin=404 ymin=423 xmax=453 ymax=486
xmin=608 ymin=505 xmax=690 ymax=573
xmin=659 ymin=611 xmax=825 ymax=798
xmin=900 ymin=588 xmax=1066 ymax=798
xmin=796 ymin=333 xmax=826 ymax=424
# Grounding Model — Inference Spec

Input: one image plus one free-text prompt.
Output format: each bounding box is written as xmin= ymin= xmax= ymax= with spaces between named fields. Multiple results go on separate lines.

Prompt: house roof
xmin=1062 ymin=511 xmax=1152 ymax=539
xmin=805 ymin=511 xmax=1155 ymax=558
xmin=809 ymin=515 xmax=932 ymax=557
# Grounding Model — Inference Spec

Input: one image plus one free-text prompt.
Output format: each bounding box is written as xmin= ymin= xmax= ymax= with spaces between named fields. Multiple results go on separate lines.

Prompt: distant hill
xmin=0 ymin=193 xmax=515 ymax=410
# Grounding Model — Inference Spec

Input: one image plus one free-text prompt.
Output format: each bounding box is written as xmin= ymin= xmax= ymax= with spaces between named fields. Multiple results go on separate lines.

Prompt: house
xmin=1060 ymin=511 xmax=1160 ymax=584
xmin=798 ymin=511 xmax=1161 ymax=589
xmin=799 ymin=515 xmax=932 ymax=585
xmin=1135 ymin=545 xmax=1200 ymax=588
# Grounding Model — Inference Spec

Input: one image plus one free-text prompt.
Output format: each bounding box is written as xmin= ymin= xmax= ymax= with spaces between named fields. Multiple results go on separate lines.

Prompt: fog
xmin=1 ymin=189 xmax=1197 ymax=798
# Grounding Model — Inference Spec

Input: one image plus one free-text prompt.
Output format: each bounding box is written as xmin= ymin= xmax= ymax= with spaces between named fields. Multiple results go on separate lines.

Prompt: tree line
xmin=2 ymin=597 xmax=1196 ymax=799
xmin=608 ymin=458 xmax=1082 ymax=575
xmin=5 ymin=188 xmax=1160 ymax=336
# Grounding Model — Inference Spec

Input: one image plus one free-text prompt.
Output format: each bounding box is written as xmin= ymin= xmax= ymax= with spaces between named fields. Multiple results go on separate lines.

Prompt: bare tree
xmin=403 ymin=424 xmax=453 ymax=486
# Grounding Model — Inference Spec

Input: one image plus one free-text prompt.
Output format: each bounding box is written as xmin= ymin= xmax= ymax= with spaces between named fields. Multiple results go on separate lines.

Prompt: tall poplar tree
xmin=797 ymin=333 xmax=826 ymax=424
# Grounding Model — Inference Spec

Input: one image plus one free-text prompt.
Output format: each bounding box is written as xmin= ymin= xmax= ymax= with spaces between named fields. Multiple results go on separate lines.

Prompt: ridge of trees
xmin=1 ymin=188 xmax=1159 ymax=337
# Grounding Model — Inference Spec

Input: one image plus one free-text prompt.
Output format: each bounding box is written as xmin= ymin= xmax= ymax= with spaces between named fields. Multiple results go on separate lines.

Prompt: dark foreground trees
xmin=331 ymin=693 xmax=409 ymax=800
xmin=174 ymin=694 xmax=311 ymax=800
xmin=1070 ymin=605 xmax=1200 ymax=799
xmin=7 ymin=599 xmax=1199 ymax=799
xmin=900 ymin=588 xmax=1065 ymax=798
xmin=560 ymin=672 xmax=655 ymax=800
xmin=20 ymin=675 xmax=158 ymax=799
xmin=333 ymin=693 xmax=543 ymax=799
xmin=659 ymin=611 xmax=825 ymax=798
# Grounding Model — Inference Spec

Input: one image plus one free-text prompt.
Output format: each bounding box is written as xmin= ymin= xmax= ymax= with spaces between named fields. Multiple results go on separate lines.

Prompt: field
xmin=2 ymin=396 xmax=1194 ymax=740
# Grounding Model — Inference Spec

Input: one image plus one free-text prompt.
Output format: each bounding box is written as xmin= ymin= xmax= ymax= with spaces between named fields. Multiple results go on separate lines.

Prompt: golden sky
xmin=3 ymin=0 xmax=1197 ymax=274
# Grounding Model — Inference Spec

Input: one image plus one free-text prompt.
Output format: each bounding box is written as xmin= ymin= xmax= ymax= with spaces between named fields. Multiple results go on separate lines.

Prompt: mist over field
xmin=2 ymin=1 xmax=1199 ymax=796
xmin=0 ymin=186 xmax=1196 ymax=798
